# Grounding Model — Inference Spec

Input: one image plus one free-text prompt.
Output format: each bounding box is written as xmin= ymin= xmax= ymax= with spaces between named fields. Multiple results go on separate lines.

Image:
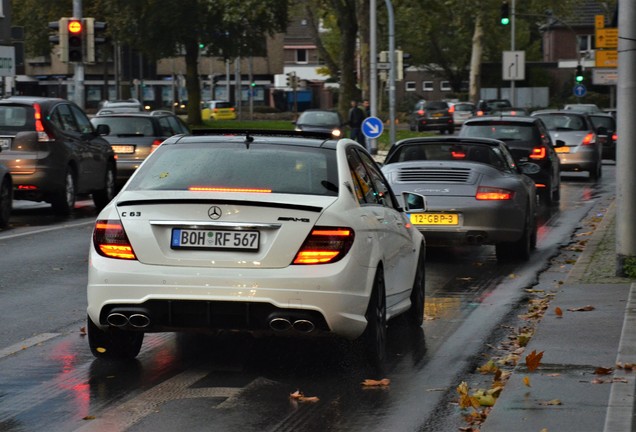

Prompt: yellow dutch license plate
xmin=555 ymin=146 xmax=570 ymax=153
xmin=410 ymin=213 xmax=459 ymax=225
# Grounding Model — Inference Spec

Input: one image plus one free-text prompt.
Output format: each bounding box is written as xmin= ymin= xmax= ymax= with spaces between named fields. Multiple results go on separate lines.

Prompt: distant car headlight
xmin=294 ymin=127 xmax=302 ymax=132
xmin=331 ymin=129 xmax=342 ymax=138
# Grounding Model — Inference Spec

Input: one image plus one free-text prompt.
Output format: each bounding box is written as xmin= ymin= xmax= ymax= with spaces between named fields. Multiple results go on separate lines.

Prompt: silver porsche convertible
xmin=382 ymin=137 xmax=539 ymax=262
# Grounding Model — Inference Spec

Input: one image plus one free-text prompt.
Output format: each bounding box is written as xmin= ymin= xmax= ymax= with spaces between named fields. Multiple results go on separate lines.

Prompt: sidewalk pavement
xmin=482 ymin=200 xmax=636 ymax=432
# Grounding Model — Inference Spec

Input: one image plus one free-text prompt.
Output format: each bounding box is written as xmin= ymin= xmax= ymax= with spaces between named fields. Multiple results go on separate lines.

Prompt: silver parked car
xmin=382 ymin=136 xmax=538 ymax=262
xmin=531 ymin=110 xmax=602 ymax=180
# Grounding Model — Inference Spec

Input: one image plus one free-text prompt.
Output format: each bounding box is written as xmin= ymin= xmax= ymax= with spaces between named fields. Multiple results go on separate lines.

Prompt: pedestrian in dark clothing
xmin=348 ymin=100 xmax=366 ymax=145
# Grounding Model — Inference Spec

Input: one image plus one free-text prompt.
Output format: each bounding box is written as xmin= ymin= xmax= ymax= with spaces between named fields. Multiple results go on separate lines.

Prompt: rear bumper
xmin=87 ymin=253 xmax=373 ymax=340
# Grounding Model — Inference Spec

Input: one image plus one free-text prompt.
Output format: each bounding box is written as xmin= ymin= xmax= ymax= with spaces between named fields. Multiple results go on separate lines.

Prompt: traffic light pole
xmin=509 ymin=0 xmax=515 ymax=105
xmin=73 ymin=0 xmax=84 ymax=109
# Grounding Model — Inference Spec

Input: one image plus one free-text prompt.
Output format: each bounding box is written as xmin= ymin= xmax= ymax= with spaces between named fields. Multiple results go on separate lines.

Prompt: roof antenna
xmin=244 ymin=132 xmax=254 ymax=149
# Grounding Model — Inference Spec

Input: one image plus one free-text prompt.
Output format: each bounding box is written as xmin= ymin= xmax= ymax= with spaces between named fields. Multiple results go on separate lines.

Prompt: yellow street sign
xmin=596 ymin=28 xmax=618 ymax=48
xmin=596 ymin=50 xmax=618 ymax=68
xmin=595 ymin=15 xmax=605 ymax=30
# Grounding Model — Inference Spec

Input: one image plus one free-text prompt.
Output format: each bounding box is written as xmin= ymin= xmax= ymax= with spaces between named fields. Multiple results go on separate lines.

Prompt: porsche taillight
xmin=292 ymin=227 xmax=355 ymax=265
xmin=582 ymin=133 xmax=596 ymax=146
xmin=476 ymin=186 xmax=514 ymax=200
xmin=93 ymin=220 xmax=137 ymax=260
xmin=530 ymin=146 xmax=547 ymax=160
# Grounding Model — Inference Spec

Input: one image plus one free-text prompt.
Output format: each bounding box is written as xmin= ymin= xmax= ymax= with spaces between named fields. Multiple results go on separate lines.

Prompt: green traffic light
xmin=501 ymin=17 xmax=510 ymax=25
xmin=576 ymin=75 xmax=584 ymax=83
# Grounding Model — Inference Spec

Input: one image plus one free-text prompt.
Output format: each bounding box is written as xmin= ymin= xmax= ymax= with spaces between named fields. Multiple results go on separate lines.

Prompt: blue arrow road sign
xmin=362 ymin=116 xmax=384 ymax=139
xmin=574 ymin=84 xmax=587 ymax=97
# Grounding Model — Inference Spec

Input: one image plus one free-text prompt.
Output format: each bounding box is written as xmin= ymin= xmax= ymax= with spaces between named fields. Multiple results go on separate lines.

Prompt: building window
xmin=440 ymin=81 xmax=451 ymax=91
xmin=579 ymin=34 xmax=595 ymax=52
xmin=296 ymin=49 xmax=308 ymax=64
xmin=405 ymin=81 xmax=416 ymax=92
xmin=422 ymin=81 xmax=433 ymax=91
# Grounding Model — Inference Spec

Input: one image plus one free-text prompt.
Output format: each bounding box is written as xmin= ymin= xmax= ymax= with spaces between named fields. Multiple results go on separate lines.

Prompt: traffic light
xmin=575 ymin=64 xmax=584 ymax=82
xmin=286 ymin=72 xmax=296 ymax=88
xmin=48 ymin=18 xmax=69 ymax=62
xmin=82 ymin=18 xmax=106 ymax=64
xmin=500 ymin=1 xmax=510 ymax=25
xmin=67 ymin=19 xmax=84 ymax=62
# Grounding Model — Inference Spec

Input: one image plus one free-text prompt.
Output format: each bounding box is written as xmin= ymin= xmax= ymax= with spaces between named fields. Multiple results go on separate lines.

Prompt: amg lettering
xmin=277 ymin=217 xmax=310 ymax=223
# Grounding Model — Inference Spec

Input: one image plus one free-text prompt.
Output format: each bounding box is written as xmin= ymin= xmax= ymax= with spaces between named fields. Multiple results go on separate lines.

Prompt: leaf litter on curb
xmin=289 ymin=389 xmax=319 ymax=403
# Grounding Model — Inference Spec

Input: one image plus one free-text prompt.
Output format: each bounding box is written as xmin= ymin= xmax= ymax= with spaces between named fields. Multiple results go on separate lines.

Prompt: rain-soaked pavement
xmin=0 ymin=164 xmax=616 ymax=432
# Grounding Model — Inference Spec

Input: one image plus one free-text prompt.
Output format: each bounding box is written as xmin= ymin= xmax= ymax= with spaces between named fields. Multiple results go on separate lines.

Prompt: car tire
xmin=93 ymin=163 xmax=116 ymax=210
xmin=87 ymin=315 xmax=144 ymax=360
xmin=406 ymin=248 xmax=425 ymax=327
xmin=496 ymin=208 xmax=533 ymax=262
xmin=359 ymin=268 xmax=387 ymax=369
xmin=0 ymin=176 xmax=12 ymax=229
xmin=51 ymin=167 xmax=76 ymax=216
xmin=590 ymin=161 xmax=602 ymax=180
xmin=448 ymin=127 xmax=455 ymax=135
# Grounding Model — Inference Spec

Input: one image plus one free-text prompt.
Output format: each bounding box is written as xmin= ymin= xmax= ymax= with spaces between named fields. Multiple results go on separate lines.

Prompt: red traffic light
xmin=68 ymin=20 xmax=82 ymax=34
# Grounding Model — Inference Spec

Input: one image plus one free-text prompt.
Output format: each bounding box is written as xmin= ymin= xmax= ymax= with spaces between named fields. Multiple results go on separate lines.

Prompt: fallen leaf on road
xmin=82 ymin=415 xmax=96 ymax=420
xmin=361 ymin=378 xmax=390 ymax=387
xmin=523 ymin=376 xmax=531 ymax=387
xmin=567 ymin=305 xmax=595 ymax=312
xmin=538 ymin=399 xmax=562 ymax=406
xmin=79 ymin=326 xmax=87 ymax=336
xmin=555 ymin=307 xmax=563 ymax=317
xmin=289 ymin=389 xmax=320 ymax=403
xmin=526 ymin=350 xmax=544 ymax=372
xmin=617 ymin=362 xmax=635 ymax=370
xmin=595 ymin=367 xmax=613 ymax=375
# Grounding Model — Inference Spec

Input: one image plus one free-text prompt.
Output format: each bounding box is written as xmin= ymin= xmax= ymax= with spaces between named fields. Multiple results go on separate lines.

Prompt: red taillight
xmin=612 ymin=133 xmax=617 ymax=141
xmin=582 ymin=133 xmax=596 ymax=146
xmin=292 ymin=227 xmax=354 ymax=265
xmin=93 ymin=220 xmax=137 ymax=260
xmin=230 ymin=107 xmax=235 ymax=112
xmin=451 ymin=150 xmax=466 ymax=159
xmin=530 ymin=146 xmax=546 ymax=160
xmin=476 ymin=186 xmax=513 ymax=200
xmin=33 ymin=103 xmax=53 ymax=142
xmin=417 ymin=109 xmax=425 ymax=115
xmin=448 ymin=105 xmax=455 ymax=113
xmin=151 ymin=139 xmax=163 ymax=152
xmin=476 ymin=110 xmax=484 ymax=116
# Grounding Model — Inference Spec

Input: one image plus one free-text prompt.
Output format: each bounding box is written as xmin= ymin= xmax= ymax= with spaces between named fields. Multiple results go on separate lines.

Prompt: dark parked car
xmin=476 ymin=99 xmax=512 ymax=116
xmin=91 ymin=111 xmax=190 ymax=186
xmin=409 ymin=100 xmax=454 ymax=134
xmin=588 ymin=113 xmax=617 ymax=160
xmin=0 ymin=96 xmax=116 ymax=215
xmin=459 ymin=115 xmax=562 ymax=205
xmin=531 ymin=110 xmax=603 ymax=180
xmin=0 ymin=152 xmax=11 ymax=228
xmin=293 ymin=109 xmax=345 ymax=138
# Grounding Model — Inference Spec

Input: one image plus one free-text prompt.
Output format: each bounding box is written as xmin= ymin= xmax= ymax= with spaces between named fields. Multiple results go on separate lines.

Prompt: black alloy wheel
xmin=361 ymin=268 xmax=387 ymax=369
xmin=406 ymin=248 xmax=426 ymax=327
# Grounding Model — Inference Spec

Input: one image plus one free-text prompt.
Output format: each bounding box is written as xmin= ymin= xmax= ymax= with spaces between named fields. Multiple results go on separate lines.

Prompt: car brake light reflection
xmin=293 ymin=227 xmax=354 ymax=264
xmin=94 ymin=220 xmax=137 ymax=260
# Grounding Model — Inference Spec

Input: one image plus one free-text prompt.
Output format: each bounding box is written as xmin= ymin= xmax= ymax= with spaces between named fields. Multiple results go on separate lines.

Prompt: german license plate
xmin=171 ymin=229 xmax=260 ymax=251
xmin=410 ymin=213 xmax=459 ymax=225
xmin=555 ymin=146 xmax=570 ymax=153
xmin=432 ymin=113 xmax=443 ymax=118
xmin=111 ymin=145 xmax=135 ymax=154
xmin=0 ymin=138 xmax=10 ymax=150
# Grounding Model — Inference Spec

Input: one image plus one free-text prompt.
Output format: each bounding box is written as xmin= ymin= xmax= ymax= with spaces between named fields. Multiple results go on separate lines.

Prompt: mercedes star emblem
xmin=208 ymin=206 xmax=222 ymax=220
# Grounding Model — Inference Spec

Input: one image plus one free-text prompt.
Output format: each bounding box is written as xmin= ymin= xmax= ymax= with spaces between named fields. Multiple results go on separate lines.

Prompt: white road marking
xmin=0 ymin=333 xmax=60 ymax=359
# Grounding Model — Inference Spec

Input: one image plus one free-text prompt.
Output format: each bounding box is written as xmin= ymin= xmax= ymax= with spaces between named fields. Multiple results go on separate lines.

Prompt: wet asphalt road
xmin=0 ymin=164 xmax=616 ymax=432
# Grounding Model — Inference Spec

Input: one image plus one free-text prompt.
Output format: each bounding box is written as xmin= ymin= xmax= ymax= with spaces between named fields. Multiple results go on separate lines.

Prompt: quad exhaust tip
xmin=269 ymin=317 xmax=316 ymax=333
xmin=106 ymin=311 xmax=151 ymax=328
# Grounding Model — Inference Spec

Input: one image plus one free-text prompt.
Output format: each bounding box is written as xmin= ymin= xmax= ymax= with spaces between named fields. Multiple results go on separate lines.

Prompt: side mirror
xmin=95 ymin=124 xmax=110 ymax=136
xmin=402 ymin=192 xmax=426 ymax=212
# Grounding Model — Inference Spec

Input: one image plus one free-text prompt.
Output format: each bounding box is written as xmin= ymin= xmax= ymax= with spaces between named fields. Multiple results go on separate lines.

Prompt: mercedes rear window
xmin=127 ymin=142 xmax=339 ymax=196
